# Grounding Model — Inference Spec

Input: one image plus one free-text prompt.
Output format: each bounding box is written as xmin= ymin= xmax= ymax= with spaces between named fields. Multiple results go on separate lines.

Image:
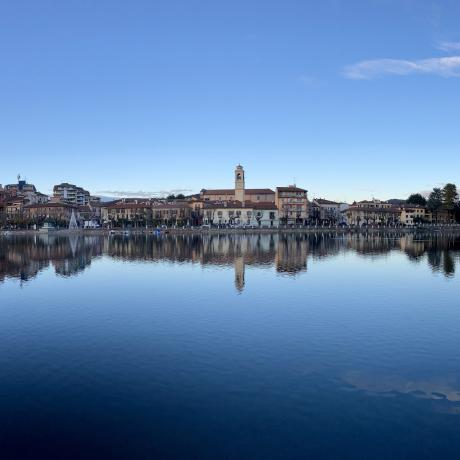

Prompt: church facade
xmin=200 ymin=165 xmax=275 ymax=203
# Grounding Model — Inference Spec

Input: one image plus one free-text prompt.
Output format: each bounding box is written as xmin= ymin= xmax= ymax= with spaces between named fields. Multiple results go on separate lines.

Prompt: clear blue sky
xmin=1 ymin=0 xmax=459 ymax=202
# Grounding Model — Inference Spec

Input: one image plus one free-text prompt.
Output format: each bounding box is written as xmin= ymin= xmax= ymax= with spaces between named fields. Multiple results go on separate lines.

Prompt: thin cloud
xmin=97 ymin=189 xmax=193 ymax=198
xmin=437 ymin=41 xmax=460 ymax=52
xmin=298 ymin=75 xmax=321 ymax=87
xmin=343 ymin=56 xmax=460 ymax=79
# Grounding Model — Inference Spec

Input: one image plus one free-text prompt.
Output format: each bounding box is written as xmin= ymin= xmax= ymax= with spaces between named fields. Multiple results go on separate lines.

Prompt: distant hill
xmin=94 ymin=196 xmax=119 ymax=202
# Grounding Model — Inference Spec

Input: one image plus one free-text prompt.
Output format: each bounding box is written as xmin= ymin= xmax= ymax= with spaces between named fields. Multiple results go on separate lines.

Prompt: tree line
xmin=407 ymin=183 xmax=459 ymax=222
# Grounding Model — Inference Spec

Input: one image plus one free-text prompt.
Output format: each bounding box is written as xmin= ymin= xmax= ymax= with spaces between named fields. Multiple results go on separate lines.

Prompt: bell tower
xmin=235 ymin=164 xmax=245 ymax=202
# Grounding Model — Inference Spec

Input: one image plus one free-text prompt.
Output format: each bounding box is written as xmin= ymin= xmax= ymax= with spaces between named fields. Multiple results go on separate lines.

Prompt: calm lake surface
xmin=1 ymin=233 xmax=460 ymax=459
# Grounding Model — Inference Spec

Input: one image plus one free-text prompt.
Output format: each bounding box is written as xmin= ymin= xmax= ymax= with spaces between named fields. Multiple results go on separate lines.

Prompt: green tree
xmin=442 ymin=183 xmax=458 ymax=209
xmin=406 ymin=193 xmax=427 ymax=206
xmin=176 ymin=194 xmax=185 ymax=200
xmin=166 ymin=194 xmax=176 ymax=200
xmin=427 ymin=188 xmax=443 ymax=222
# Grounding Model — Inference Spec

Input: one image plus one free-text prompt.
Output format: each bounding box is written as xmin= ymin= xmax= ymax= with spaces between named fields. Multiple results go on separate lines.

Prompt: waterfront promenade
xmin=2 ymin=224 xmax=460 ymax=238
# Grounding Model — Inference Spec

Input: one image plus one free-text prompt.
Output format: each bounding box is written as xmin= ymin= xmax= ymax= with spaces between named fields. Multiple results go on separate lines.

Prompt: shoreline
xmin=2 ymin=225 xmax=460 ymax=237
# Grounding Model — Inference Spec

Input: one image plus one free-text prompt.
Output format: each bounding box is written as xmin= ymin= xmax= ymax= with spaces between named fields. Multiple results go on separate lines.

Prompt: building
xmin=5 ymin=199 xmax=25 ymax=218
xmin=23 ymin=202 xmax=79 ymax=224
xmin=345 ymin=200 xmax=400 ymax=226
xmin=3 ymin=176 xmax=47 ymax=205
xmin=201 ymin=201 xmax=278 ymax=227
xmin=310 ymin=198 xmax=345 ymax=224
xmin=200 ymin=165 xmax=275 ymax=203
xmin=429 ymin=208 xmax=456 ymax=224
xmin=151 ymin=202 xmax=193 ymax=226
xmin=275 ymin=186 xmax=308 ymax=225
xmin=399 ymin=204 xmax=430 ymax=226
xmin=104 ymin=201 xmax=152 ymax=226
xmin=5 ymin=176 xmax=37 ymax=197
xmin=53 ymin=183 xmax=90 ymax=205
xmin=354 ymin=199 xmax=393 ymax=209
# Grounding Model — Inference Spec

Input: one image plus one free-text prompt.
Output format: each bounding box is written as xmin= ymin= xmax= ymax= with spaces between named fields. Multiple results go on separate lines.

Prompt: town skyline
xmin=0 ymin=170 xmax=456 ymax=204
xmin=2 ymin=165 xmax=458 ymax=231
xmin=1 ymin=1 xmax=460 ymax=202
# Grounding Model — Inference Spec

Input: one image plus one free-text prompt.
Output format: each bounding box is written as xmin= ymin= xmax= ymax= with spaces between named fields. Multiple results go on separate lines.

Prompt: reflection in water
xmin=2 ymin=232 xmax=460 ymax=459
xmin=343 ymin=370 xmax=460 ymax=402
xmin=0 ymin=234 xmax=103 ymax=283
xmin=1 ymin=233 xmax=459 ymax=288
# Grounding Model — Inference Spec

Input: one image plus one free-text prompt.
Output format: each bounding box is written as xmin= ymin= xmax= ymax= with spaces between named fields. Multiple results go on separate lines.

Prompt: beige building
xmin=5 ymin=199 xmax=25 ymax=217
xmin=151 ymin=202 xmax=192 ymax=226
xmin=275 ymin=186 xmax=308 ymax=225
xmin=23 ymin=202 xmax=79 ymax=223
xmin=104 ymin=201 xmax=152 ymax=225
xmin=200 ymin=165 xmax=275 ymax=203
xmin=399 ymin=204 xmax=429 ymax=226
xmin=345 ymin=200 xmax=400 ymax=226
xmin=355 ymin=199 xmax=393 ymax=209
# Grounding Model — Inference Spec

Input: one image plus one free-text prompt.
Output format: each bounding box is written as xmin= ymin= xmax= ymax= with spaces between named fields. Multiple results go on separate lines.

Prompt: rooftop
xmin=276 ymin=186 xmax=307 ymax=193
xmin=315 ymin=198 xmax=339 ymax=205
xmin=201 ymin=188 xmax=275 ymax=195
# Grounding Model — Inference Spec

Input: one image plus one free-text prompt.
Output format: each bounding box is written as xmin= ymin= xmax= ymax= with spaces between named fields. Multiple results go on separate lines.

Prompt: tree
xmin=406 ymin=193 xmax=427 ymax=206
xmin=166 ymin=194 xmax=176 ymax=200
xmin=427 ymin=188 xmax=443 ymax=222
xmin=176 ymin=194 xmax=185 ymax=200
xmin=455 ymin=203 xmax=460 ymax=224
xmin=442 ymin=183 xmax=458 ymax=210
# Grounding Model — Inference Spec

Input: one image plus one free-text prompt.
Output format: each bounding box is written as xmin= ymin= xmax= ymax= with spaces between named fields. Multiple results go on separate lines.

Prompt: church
xmin=200 ymin=165 xmax=275 ymax=203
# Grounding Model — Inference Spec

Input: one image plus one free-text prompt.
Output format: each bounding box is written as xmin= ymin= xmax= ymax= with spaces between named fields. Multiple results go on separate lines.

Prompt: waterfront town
xmin=0 ymin=165 xmax=458 ymax=230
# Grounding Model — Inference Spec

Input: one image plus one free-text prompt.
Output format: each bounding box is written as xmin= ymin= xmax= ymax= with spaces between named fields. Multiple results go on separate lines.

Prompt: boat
xmin=39 ymin=222 xmax=57 ymax=233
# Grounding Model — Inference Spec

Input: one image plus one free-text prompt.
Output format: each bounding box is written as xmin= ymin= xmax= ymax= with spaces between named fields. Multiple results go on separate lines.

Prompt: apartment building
xmin=310 ymin=198 xmax=345 ymax=224
xmin=53 ymin=183 xmax=90 ymax=205
xmin=345 ymin=201 xmax=400 ymax=226
xmin=275 ymin=186 xmax=308 ymax=225
xmin=399 ymin=204 xmax=429 ymax=226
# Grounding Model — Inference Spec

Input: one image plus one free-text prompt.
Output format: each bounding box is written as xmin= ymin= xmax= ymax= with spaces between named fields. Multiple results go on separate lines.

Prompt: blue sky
xmin=1 ymin=0 xmax=459 ymax=202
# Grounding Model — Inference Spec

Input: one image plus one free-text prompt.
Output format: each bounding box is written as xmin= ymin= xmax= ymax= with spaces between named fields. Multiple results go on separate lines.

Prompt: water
xmin=1 ymin=232 xmax=460 ymax=459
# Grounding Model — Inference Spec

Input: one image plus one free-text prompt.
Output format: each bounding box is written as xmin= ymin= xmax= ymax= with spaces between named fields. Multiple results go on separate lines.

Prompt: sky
xmin=0 ymin=0 xmax=459 ymax=202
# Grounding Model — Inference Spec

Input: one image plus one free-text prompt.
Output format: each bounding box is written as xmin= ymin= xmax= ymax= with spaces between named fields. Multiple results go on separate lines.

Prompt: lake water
xmin=1 ymin=233 xmax=460 ymax=459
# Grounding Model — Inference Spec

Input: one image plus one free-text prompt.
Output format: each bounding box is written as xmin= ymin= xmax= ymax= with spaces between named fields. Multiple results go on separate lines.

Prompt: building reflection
xmin=1 ymin=232 xmax=459 ymax=289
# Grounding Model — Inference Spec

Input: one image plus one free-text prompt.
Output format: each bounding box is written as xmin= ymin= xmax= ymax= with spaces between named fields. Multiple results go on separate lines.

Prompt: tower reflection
xmin=1 ymin=233 xmax=459 ymax=289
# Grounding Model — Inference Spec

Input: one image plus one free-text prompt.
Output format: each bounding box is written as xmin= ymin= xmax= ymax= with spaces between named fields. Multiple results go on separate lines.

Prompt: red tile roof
xmin=276 ymin=186 xmax=307 ymax=192
xmin=24 ymin=202 xmax=77 ymax=209
xmin=201 ymin=188 xmax=274 ymax=195
xmin=315 ymin=198 xmax=338 ymax=205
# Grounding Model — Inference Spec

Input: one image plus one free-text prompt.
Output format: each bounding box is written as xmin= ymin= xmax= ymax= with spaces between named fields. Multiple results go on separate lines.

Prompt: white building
xmin=202 ymin=201 xmax=279 ymax=227
xmin=53 ymin=183 xmax=90 ymax=205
